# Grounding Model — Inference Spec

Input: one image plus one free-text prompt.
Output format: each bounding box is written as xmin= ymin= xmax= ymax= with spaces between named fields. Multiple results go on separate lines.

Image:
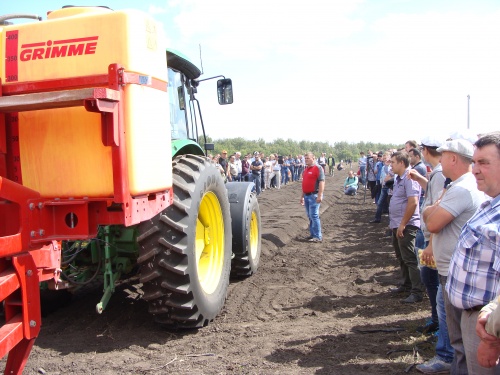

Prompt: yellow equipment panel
xmin=1 ymin=7 xmax=172 ymax=198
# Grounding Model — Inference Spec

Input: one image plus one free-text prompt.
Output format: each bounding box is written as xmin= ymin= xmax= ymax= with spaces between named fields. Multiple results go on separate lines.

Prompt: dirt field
xmin=10 ymin=168 xmax=438 ymax=374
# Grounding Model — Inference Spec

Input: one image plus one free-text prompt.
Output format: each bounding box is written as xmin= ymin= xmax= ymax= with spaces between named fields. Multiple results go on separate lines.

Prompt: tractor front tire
xmin=137 ymin=155 xmax=231 ymax=328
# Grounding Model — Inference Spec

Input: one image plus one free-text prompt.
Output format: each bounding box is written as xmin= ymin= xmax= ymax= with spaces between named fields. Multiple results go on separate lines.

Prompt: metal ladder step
xmin=0 ymin=255 xmax=41 ymax=375
xmin=0 ymin=268 xmax=20 ymax=302
xmin=0 ymin=314 xmax=24 ymax=360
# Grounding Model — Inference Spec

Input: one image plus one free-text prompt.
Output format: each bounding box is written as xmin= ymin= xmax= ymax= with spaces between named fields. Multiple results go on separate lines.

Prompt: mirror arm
xmin=195 ymin=75 xmax=226 ymax=83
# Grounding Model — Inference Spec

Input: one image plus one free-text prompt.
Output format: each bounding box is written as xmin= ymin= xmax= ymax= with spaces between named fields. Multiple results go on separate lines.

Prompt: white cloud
xmin=148 ymin=4 xmax=167 ymax=14
xmin=171 ymin=0 xmax=366 ymax=61
xmin=162 ymin=1 xmax=500 ymax=144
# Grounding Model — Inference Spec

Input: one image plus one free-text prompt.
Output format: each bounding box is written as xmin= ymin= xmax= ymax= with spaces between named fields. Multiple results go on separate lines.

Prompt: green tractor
xmin=51 ymin=49 xmax=262 ymax=328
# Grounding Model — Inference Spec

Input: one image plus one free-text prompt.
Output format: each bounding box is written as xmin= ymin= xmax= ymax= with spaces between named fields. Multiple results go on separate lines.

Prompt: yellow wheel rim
xmin=249 ymin=210 xmax=259 ymax=260
xmin=195 ymin=191 xmax=225 ymax=294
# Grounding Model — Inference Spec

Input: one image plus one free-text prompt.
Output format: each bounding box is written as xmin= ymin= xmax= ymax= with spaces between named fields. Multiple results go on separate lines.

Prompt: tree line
xmin=200 ymin=136 xmax=402 ymax=162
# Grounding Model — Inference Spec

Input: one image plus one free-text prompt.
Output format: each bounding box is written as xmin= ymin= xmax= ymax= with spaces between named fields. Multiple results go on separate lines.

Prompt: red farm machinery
xmin=0 ymin=6 xmax=261 ymax=374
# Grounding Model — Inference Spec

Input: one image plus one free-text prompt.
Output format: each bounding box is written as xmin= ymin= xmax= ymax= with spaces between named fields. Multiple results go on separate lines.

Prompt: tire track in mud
xmin=223 ymin=176 xmax=343 ymax=325
xmin=224 ymin=174 xmax=398 ymax=331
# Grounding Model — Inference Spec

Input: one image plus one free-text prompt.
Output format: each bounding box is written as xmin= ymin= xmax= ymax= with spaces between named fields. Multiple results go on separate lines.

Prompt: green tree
xmin=200 ymin=136 xmax=402 ymax=161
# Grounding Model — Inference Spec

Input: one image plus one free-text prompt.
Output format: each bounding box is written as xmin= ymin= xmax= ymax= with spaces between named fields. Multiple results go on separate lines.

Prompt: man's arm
xmin=423 ymin=203 xmax=455 ymax=233
xmin=477 ymin=300 xmax=500 ymax=368
xmin=318 ymin=180 xmax=325 ymax=195
xmin=317 ymin=180 xmax=325 ymax=203
xmin=408 ymin=169 xmax=429 ymax=190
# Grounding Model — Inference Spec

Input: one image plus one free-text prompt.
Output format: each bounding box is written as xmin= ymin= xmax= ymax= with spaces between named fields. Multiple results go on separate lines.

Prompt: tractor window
xmin=168 ymin=68 xmax=188 ymax=140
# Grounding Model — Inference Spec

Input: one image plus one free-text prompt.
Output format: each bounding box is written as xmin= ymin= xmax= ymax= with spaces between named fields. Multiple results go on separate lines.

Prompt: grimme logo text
xmin=20 ymin=36 xmax=98 ymax=61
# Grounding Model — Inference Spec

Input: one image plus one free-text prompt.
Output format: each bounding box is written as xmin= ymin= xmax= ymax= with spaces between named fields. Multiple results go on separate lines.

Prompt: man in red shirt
xmin=300 ymin=152 xmax=325 ymax=242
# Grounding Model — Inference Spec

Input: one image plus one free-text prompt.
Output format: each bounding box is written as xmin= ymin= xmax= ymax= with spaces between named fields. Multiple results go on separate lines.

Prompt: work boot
xmin=416 ymin=319 xmax=439 ymax=335
xmin=401 ymin=294 xmax=423 ymax=304
xmin=388 ymin=286 xmax=410 ymax=294
xmin=416 ymin=356 xmax=451 ymax=374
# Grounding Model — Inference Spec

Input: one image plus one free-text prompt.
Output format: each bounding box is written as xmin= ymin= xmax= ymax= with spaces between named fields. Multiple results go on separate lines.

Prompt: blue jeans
xmin=374 ymin=182 xmax=382 ymax=203
xmin=359 ymin=166 xmax=366 ymax=185
xmin=374 ymin=186 xmax=389 ymax=221
xmin=294 ymin=166 xmax=300 ymax=181
xmin=304 ymin=194 xmax=322 ymax=240
xmin=289 ymin=165 xmax=295 ymax=181
xmin=250 ymin=174 xmax=261 ymax=195
xmin=421 ymin=266 xmax=439 ymax=323
xmin=281 ymin=166 xmax=289 ymax=185
xmin=417 ymin=241 xmax=439 ymax=326
xmin=415 ymin=228 xmax=425 ymax=249
xmin=436 ymin=279 xmax=454 ymax=363
xmin=344 ymin=186 xmax=357 ymax=195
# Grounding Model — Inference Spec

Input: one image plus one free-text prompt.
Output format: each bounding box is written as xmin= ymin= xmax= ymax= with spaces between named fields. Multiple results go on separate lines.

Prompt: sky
xmin=3 ymin=0 xmax=500 ymax=145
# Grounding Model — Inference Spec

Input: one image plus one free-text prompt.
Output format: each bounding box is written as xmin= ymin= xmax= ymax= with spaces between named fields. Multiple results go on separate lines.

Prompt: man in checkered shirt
xmin=446 ymin=132 xmax=500 ymax=374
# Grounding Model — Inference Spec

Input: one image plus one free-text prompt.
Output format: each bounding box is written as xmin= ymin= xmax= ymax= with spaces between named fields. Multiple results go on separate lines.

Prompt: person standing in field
xmin=300 ymin=152 xmax=325 ymax=243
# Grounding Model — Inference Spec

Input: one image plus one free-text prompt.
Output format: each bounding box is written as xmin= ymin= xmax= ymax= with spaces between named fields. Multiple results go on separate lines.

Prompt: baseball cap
xmin=222 ymin=150 xmax=227 ymax=154
xmin=437 ymin=139 xmax=474 ymax=158
xmin=253 ymin=151 xmax=259 ymax=155
xmin=420 ymin=135 xmax=443 ymax=148
xmin=448 ymin=130 xmax=478 ymax=144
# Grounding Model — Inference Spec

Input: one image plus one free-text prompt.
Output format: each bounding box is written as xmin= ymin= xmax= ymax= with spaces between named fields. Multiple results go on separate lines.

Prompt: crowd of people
xmin=213 ymin=132 xmax=500 ymax=373
xmin=209 ymin=151 xmax=336 ymax=196
xmin=210 ymin=151 xmax=332 ymax=243
xmin=348 ymin=132 xmax=500 ymax=374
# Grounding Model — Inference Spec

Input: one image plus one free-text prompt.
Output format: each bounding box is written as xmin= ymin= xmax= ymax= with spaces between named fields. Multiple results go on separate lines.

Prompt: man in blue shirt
xmin=388 ymin=151 xmax=424 ymax=303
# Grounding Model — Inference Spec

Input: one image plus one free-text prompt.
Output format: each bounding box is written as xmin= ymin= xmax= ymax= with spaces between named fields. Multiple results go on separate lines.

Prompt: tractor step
xmin=0 ymin=254 xmax=42 ymax=375
xmin=0 ymin=268 xmax=20 ymax=302
xmin=0 ymin=314 xmax=24 ymax=359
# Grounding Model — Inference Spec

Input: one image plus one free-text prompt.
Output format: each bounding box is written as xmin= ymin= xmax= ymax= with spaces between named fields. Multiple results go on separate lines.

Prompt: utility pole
xmin=467 ymin=94 xmax=470 ymax=129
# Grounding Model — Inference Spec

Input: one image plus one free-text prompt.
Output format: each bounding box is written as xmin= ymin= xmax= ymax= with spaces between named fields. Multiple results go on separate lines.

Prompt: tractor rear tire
xmin=137 ymin=155 xmax=231 ymax=328
xmin=226 ymin=182 xmax=261 ymax=277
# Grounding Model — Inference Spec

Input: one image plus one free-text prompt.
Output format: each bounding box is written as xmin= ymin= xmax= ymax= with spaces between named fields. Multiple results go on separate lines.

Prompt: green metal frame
xmin=57 ymin=225 xmax=138 ymax=313
xmin=96 ymin=225 xmax=138 ymax=313
xmin=171 ymin=139 xmax=205 ymax=158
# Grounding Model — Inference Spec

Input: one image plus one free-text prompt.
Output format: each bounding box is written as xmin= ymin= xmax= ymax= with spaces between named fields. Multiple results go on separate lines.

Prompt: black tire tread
xmin=231 ymin=192 xmax=261 ymax=277
xmin=137 ymin=154 xmax=230 ymax=328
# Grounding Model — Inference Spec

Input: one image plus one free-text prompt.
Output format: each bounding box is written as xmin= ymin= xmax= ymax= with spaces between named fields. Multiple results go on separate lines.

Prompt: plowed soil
xmin=9 ymin=169 xmax=437 ymax=374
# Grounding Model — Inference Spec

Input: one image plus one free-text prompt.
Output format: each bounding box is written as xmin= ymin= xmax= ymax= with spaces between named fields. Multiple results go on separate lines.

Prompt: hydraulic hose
xmin=60 ymin=239 xmax=103 ymax=286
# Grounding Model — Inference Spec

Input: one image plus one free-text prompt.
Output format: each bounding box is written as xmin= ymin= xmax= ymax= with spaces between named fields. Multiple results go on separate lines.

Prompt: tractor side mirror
xmin=217 ymin=78 xmax=233 ymax=105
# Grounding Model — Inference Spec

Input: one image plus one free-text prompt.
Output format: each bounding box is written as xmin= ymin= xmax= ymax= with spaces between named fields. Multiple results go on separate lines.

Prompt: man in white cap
xmin=427 ymin=135 xmax=494 ymax=374
xmin=415 ymin=136 xmax=485 ymax=373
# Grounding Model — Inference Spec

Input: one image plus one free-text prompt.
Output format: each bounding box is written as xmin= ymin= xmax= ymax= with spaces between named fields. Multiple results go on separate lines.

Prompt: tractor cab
xmin=166 ymin=49 xmax=232 ymax=157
